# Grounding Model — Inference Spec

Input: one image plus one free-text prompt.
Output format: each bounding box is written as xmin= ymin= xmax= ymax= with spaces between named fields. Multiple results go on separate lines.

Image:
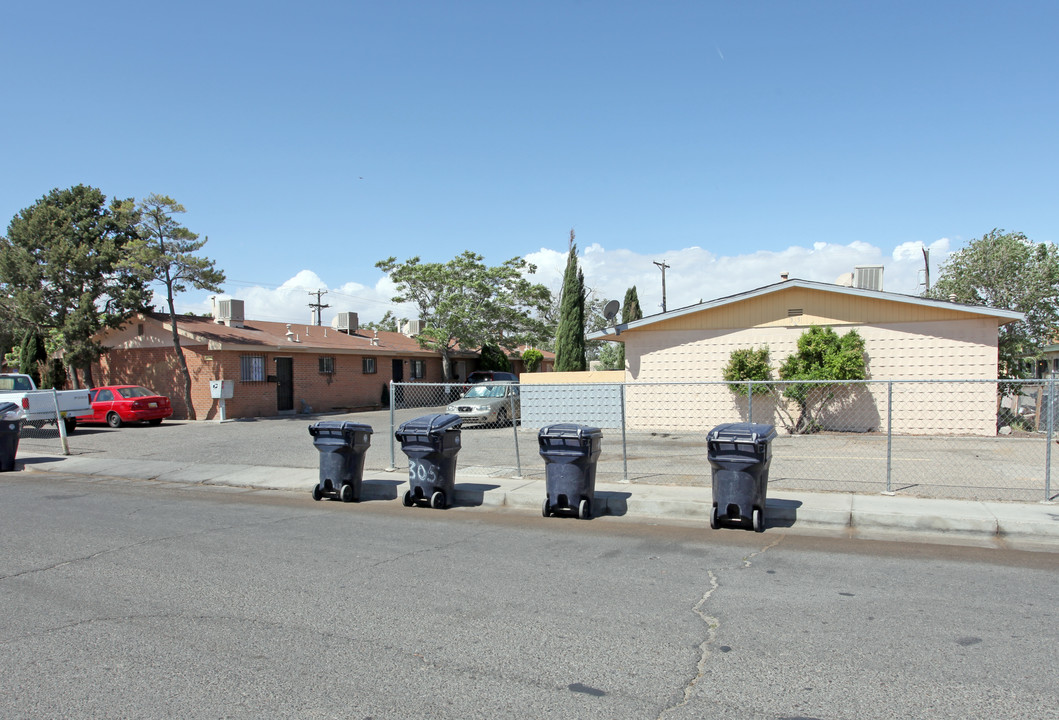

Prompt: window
xmin=363 ymin=357 xmax=377 ymax=374
xmin=1053 ymin=358 xmax=1059 ymax=374
xmin=318 ymin=357 xmax=334 ymax=374
xmin=411 ymin=360 xmax=426 ymax=379
xmin=96 ymin=389 xmax=114 ymax=402
xmin=241 ymin=355 xmax=266 ymax=382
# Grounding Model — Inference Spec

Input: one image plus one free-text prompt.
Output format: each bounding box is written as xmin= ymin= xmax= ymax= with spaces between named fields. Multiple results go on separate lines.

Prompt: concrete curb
xmin=14 ymin=455 xmax=1059 ymax=549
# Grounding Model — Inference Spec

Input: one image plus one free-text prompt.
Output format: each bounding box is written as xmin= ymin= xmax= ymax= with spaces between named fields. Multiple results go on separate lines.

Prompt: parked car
xmin=445 ymin=381 xmax=520 ymax=427
xmin=466 ymin=370 xmax=518 ymax=384
xmin=84 ymin=385 xmax=173 ymax=428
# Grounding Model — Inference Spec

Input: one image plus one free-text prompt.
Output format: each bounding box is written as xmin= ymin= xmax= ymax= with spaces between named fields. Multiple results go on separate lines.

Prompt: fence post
xmin=510 ymin=391 xmax=522 ymax=478
xmin=620 ymin=383 xmax=629 ymax=483
xmin=747 ymin=381 xmax=753 ymax=425
xmin=387 ymin=382 xmax=396 ymax=471
xmin=885 ymin=381 xmax=893 ymax=494
xmin=51 ymin=388 xmax=70 ymax=456
xmin=1047 ymin=379 xmax=1054 ymax=502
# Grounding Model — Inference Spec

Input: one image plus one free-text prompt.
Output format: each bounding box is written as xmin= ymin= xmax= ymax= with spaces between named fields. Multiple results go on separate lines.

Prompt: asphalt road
xmin=1 ymin=472 xmax=1056 ymax=719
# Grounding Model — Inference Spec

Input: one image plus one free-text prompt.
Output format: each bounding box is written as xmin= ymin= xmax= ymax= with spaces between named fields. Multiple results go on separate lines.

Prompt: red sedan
xmin=85 ymin=385 xmax=173 ymax=428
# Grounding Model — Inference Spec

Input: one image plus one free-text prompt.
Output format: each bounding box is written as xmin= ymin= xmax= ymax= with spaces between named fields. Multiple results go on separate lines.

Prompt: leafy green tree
xmin=554 ymin=235 xmax=587 ymax=372
xmin=778 ymin=326 xmax=867 ymax=434
xmin=929 ymin=229 xmax=1059 ymax=378
xmin=0 ymin=185 xmax=151 ymax=387
xmin=478 ymin=343 xmax=512 ymax=372
xmin=723 ymin=347 xmax=773 ymax=396
xmin=616 ymin=285 xmax=643 ymax=370
xmin=522 ymin=348 xmax=544 ymax=373
xmin=376 ymin=251 xmax=551 ymax=381
xmin=595 ymin=341 xmax=623 ymax=370
xmin=121 ymin=195 xmax=225 ymax=420
xmin=364 ymin=311 xmax=402 ymax=333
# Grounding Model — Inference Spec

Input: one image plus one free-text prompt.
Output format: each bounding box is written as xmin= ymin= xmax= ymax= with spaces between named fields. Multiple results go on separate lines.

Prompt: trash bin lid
xmin=708 ymin=422 xmax=776 ymax=443
xmin=396 ymin=413 xmax=462 ymax=437
xmin=538 ymin=423 xmax=602 ymax=440
xmin=308 ymin=420 xmax=373 ymax=438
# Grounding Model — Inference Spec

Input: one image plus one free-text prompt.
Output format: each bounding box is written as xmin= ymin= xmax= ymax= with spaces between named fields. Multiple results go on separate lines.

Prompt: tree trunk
xmin=167 ymin=296 xmax=196 ymax=421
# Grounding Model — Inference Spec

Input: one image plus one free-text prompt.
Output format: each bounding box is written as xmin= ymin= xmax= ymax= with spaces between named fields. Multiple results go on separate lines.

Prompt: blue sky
xmin=2 ymin=1 xmax=1056 ymax=324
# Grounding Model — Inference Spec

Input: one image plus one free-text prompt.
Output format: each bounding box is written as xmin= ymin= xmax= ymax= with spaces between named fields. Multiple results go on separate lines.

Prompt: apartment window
xmin=1053 ymin=358 xmax=1059 ymax=374
xmin=318 ymin=357 xmax=335 ymax=375
xmin=363 ymin=357 xmax=377 ymax=374
xmin=241 ymin=355 xmax=266 ymax=382
xmin=411 ymin=360 xmax=426 ymax=379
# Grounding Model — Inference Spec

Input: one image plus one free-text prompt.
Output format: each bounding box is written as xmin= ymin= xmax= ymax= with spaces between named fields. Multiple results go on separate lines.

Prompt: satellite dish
xmin=603 ymin=300 xmax=620 ymax=322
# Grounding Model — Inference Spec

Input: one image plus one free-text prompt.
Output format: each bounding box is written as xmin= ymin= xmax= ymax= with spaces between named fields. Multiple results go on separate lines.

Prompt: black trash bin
xmin=539 ymin=424 xmax=603 ymax=520
xmin=707 ymin=422 xmax=776 ymax=532
xmin=0 ymin=402 xmax=21 ymax=473
xmin=396 ymin=413 xmax=462 ymax=509
xmin=308 ymin=421 xmax=373 ymax=502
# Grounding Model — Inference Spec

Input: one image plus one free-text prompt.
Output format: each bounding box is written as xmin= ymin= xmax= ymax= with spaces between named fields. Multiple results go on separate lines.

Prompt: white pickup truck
xmin=0 ymin=373 xmax=93 ymax=434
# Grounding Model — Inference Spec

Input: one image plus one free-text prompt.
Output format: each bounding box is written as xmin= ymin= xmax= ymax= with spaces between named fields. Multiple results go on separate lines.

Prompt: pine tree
xmin=554 ymin=233 xmax=587 ymax=371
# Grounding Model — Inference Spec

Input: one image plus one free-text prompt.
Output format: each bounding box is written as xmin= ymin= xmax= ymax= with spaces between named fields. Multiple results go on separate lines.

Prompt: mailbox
xmin=210 ymin=380 xmax=234 ymax=399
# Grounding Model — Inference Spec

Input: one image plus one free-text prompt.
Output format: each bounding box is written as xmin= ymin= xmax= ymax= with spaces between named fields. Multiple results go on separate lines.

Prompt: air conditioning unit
xmin=215 ymin=299 xmax=245 ymax=328
xmin=401 ymin=319 xmax=425 ymax=336
xmin=853 ymin=266 xmax=884 ymax=292
xmin=331 ymin=312 xmax=359 ymax=334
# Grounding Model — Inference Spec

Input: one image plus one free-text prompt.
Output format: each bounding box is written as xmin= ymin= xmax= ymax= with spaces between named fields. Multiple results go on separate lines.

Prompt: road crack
xmin=659 ymin=536 xmax=784 ymax=718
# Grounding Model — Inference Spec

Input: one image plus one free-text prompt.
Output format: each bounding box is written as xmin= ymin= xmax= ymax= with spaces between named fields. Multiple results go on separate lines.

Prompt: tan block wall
xmin=621 ymin=318 xmax=1001 ymax=435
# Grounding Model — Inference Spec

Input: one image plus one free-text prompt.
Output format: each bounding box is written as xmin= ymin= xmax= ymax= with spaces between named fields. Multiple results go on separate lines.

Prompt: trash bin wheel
xmin=340 ymin=483 xmax=356 ymax=503
xmin=709 ymin=505 xmax=719 ymax=530
xmin=542 ymin=498 xmax=550 ymax=518
xmin=752 ymin=507 xmax=764 ymax=533
xmin=579 ymin=498 xmax=591 ymax=520
xmin=402 ymin=490 xmax=414 ymax=507
xmin=312 ymin=485 xmax=323 ymax=502
xmin=430 ymin=490 xmax=446 ymax=509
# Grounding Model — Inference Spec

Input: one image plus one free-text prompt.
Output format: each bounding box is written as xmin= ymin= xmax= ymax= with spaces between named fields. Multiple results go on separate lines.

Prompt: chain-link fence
xmin=386 ymin=379 xmax=1059 ymax=503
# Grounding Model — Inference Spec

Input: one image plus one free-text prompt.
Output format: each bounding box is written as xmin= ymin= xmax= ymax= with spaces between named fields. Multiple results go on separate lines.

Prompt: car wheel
xmin=63 ymin=418 xmax=77 ymax=434
xmin=430 ymin=490 xmax=446 ymax=509
xmin=106 ymin=412 xmax=123 ymax=429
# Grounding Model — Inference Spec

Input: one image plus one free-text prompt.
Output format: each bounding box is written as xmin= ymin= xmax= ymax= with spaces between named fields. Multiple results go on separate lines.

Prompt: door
xmin=90 ymin=388 xmax=112 ymax=423
xmin=275 ymin=357 xmax=294 ymax=412
xmin=392 ymin=359 xmax=404 ymax=406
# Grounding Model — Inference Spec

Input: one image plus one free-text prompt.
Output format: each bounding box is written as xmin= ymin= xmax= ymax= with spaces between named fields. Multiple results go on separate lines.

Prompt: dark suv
xmin=466 ymin=370 xmax=518 ymax=383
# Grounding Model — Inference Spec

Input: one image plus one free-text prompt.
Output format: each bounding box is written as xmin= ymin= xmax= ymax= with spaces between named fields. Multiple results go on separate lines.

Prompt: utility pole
xmin=653 ymin=260 xmax=670 ymax=312
xmin=307 ymin=289 xmax=330 ymax=326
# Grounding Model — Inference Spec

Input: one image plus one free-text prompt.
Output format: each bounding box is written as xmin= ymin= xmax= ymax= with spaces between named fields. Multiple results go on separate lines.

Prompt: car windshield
xmin=462 ymin=384 xmax=506 ymax=399
xmin=118 ymin=386 xmax=156 ymax=398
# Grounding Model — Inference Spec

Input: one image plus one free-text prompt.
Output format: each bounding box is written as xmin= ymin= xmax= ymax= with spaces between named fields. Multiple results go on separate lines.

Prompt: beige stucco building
xmin=589 ymin=279 xmax=1023 ymax=436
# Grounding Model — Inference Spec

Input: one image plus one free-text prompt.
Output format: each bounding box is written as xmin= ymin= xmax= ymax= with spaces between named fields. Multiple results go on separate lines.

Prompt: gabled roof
xmin=588 ymin=278 xmax=1025 ymax=340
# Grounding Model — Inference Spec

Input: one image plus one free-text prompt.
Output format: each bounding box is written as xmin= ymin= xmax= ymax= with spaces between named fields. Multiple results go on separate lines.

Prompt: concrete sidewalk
xmin=16 ymin=453 xmax=1059 ymax=551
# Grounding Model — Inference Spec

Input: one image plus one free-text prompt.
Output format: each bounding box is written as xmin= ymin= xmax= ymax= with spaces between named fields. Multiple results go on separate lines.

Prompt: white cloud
xmin=174 ymin=238 xmax=957 ymax=324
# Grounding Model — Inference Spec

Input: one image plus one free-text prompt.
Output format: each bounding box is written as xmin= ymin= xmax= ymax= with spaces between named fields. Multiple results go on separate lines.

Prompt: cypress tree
xmin=554 ymin=236 xmax=587 ymax=371
xmin=617 ymin=285 xmax=642 ymax=370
